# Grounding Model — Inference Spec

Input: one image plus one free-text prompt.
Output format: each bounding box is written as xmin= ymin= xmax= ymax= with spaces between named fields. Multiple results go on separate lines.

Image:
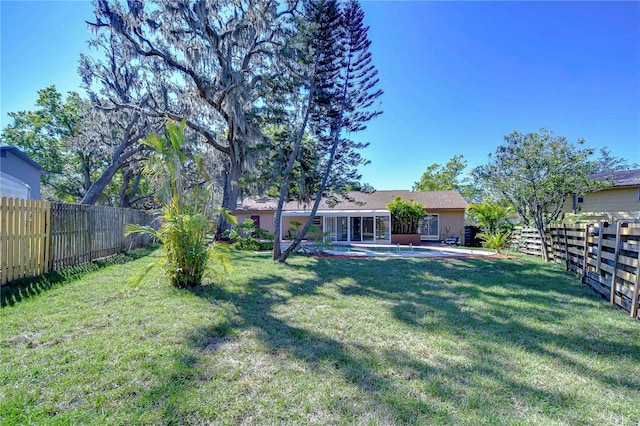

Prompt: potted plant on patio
xmin=387 ymin=196 xmax=426 ymax=245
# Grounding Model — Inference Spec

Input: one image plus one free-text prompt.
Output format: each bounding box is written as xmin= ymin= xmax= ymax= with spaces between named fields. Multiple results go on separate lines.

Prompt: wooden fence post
xmin=581 ymin=223 xmax=590 ymax=278
xmin=610 ymin=222 xmax=622 ymax=305
xmin=595 ymin=222 xmax=603 ymax=275
xmin=631 ymin=242 xmax=640 ymax=318
xmin=7 ymin=198 xmax=16 ymax=282
xmin=0 ymin=198 xmax=12 ymax=284
xmin=563 ymin=223 xmax=569 ymax=271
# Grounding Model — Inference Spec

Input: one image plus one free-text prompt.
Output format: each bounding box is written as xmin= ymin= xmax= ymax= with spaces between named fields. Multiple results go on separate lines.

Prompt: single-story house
xmin=0 ymin=146 xmax=48 ymax=200
xmin=236 ymin=190 xmax=468 ymax=244
xmin=563 ymin=169 xmax=640 ymax=222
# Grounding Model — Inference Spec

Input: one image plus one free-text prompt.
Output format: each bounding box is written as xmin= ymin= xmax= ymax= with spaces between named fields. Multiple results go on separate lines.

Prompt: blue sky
xmin=2 ymin=1 xmax=639 ymax=190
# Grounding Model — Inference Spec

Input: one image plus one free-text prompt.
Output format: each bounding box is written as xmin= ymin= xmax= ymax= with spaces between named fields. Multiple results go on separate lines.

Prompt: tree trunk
xmin=81 ymin=159 xmax=123 ymax=205
xmin=119 ymin=169 xmax=142 ymax=208
xmin=217 ymin=131 xmax=244 ymax=238
xmin=272 ymin=95 xmax=314 ymax=261
xmin=538 ymin=225 xmax=550 ymax=262
xmin=79 ymin=151 xmax=93 ymax=195
xmin=80 ymin=146 xmax=142 ymax=205
xmin=278 ymin=127 xmax=341 ymax=262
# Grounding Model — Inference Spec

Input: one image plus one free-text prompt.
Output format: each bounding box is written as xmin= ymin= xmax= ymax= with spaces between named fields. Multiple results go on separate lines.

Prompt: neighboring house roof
xmin=0 ymin=146 xmax=48 ymax=173
xmin=590 ymin=169 xmax=640 ymax=188
xmin=238 ymin=190 xmax=468 ymax=212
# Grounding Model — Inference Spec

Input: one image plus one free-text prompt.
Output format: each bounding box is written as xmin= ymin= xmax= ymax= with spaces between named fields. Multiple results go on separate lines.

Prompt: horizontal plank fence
xmin=1 ymin=197 xmax=156 ymax=285
xmin=512 ymin=223 xmax=640 ymax=319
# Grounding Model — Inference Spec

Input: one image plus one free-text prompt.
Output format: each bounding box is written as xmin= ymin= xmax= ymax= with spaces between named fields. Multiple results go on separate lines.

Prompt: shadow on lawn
xmin=142 ymin=254 xmax=640 ymax=423
xmin=1 ymin=246 xmax=158 ymax=307
xmin=334 ymin=257 xmax=640 ymax=392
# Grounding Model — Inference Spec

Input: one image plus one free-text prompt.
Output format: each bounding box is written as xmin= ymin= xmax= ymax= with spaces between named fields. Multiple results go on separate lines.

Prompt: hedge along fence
xmin=512 ymin=223 xmax=640 ymax=319
xmin=1 ymin=197 xmax=156 ymax=285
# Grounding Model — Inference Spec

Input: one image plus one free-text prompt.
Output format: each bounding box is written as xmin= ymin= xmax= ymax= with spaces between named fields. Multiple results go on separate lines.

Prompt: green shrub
xmin=466 ymin=201 xmax=514 ymax=253
xmin=286 ymin=220 xmax=320 ymax=241
xmin=477 ymin=229 xmax=511 ymax=254
xmin=126 ymin=119 xmax=234 ymax=288
xmin=228 ymin=219 xmax=274 ymax=251
xmin=386 ymin=196 xmax=426 ymax=234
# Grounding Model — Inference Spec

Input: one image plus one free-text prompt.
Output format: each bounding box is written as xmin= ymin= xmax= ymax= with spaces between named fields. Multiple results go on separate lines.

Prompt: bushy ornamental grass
xmin=126 ymin=119 xmax=232 ymax=288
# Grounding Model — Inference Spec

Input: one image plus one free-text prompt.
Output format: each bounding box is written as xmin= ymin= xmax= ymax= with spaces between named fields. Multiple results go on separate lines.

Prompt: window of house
xmin=577 ymin=195 xmax=584 ymax=204
xmin=419 ymin=214 xmax=439 ymax=238
xmin=376 ymin=216 xmax=389 ymax=240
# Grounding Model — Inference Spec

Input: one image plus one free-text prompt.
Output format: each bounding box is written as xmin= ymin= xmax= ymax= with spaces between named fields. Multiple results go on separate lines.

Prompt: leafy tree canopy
xmin=1 ymin=85 xmax=154 ymax=206
xmin=589 ymin=147 xmax=639 ymax=174
xmin=413 ymin=155 xmax=466 ymax=191
xmin=413 ymin=155 xmax=481 ymax=202
xmin=386 ymin=196 xmax=426 ymax=235
xmin=473 ymin=128 xmax=604 ymax=261
xmin=1 ymin=86 xmax=81 ymax=200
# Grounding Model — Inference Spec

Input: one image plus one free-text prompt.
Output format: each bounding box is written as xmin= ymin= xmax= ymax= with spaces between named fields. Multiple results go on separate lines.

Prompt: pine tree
xmin=278 ymin=0 xmax=382 ymax=262
xmin=269 ymin=0 xmax=344 ymax=261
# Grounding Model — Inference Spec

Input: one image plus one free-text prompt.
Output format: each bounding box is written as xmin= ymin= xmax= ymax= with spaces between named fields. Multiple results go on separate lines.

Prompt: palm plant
xmin=466 ymin=201 xmax=514 ymax=254
xmin=126 ymin=119 xmax=234 ymax=288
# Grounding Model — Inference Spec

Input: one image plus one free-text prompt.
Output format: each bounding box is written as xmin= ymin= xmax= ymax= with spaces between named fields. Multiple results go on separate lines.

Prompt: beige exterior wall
xmin=282 ymin=215 xmax=323 ymax=239
xmin=234 ymin=212 xmax=323 ymax=239
xmin=235 ymin=211 xmax=276 ymax=235
xmin=562 ymin=187 xmax=640 ymax=221
xmin=434 ymin=210 xmax=465 ymax=241
xmin=236 ymin=209 xmax=466 ymax=242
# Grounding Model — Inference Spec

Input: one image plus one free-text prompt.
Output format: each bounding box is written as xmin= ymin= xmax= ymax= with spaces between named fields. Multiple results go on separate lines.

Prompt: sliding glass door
xmin=350 ymin=217 xmax=361 ymax=241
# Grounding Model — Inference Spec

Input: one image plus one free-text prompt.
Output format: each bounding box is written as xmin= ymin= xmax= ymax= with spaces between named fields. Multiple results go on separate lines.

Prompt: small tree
xmin=466 ymin=201 xmax=514 ymax=254
xmin=387 ymin=196 xmax=426 ymax=234
xmin=126 ymin=119 xmax=233 ymax=288
xmin=473 ymin=128 xmax=604 ymax=261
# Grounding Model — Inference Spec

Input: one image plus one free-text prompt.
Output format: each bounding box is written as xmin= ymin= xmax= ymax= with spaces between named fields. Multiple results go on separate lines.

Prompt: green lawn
xmin=1 ymin=251 xmax=639 ymax=425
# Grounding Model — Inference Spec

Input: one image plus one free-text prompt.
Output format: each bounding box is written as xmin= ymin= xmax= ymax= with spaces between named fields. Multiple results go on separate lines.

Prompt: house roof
xmin=590 ymin=169 xmax=640 ymax=188
xmin=0 ymin=146 xmax=48 ymax=173
xmin=237 ymin=190 xmax=468 ymax=212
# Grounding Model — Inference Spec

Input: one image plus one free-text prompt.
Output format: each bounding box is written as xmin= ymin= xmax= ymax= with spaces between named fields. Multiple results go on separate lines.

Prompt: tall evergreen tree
xmin=278 ymin=0 xmax=382 ymax=262
xmin=269 ymin=0 xmax=344 ymax=260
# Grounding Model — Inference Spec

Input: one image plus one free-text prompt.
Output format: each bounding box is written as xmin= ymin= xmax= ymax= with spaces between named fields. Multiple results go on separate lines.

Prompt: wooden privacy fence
xmin=1 ymin=197 xmax=156 ymax=285
xmin=1 ymin=198 xmax=50 ymax=285
xmin=512 ymin=223 xmax=640 ymax=319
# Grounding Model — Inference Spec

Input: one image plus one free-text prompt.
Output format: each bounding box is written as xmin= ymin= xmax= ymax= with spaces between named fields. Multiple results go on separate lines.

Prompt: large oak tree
xmin=90 ymin=0 xmax=296 ymax=233
xmin=276 ymin=0 xmax=383 ymax=262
